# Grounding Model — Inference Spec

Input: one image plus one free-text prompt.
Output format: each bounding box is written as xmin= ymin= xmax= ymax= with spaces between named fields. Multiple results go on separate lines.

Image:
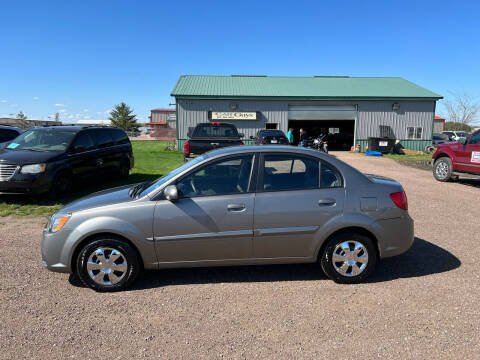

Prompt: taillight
xmin=390 ymin=191 xmax=408 ymax=210
xmin=183 ymin=141 xmax=190 ymax=156
xmin=239 ymin=141 xmax=244 ymax=146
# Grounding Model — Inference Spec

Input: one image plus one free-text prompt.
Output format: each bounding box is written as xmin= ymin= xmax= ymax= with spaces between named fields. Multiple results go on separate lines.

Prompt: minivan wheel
xmin=49 ymin=171 xmax=72 ymax=200
xmin=320 ymin=233 xmax=377 ymax=284
xmin=76 ymin=237 xmax=140 ymax=292
xmin=119 ymin=161 xmax=130 ymax=179
xmin=433 ymin=157 xmax=453 ymax=182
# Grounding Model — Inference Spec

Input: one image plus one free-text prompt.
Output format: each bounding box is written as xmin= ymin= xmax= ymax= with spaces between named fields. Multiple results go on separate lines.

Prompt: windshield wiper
xmin=129 ymin=182 xmax=149 ymax=198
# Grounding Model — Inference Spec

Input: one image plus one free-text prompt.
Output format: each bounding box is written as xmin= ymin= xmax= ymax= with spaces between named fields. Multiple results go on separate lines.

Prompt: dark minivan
xmin=0 ymin=126 xmax=134 ymax=198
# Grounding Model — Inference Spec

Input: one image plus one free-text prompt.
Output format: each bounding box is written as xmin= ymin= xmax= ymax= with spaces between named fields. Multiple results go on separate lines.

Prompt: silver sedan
xmin=42 ymin=146 xmax=414 ymax=291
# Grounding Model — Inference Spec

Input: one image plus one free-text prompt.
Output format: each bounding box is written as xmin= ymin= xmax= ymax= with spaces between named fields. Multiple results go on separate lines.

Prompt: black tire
xmin=320 ymin=232 xmax=377 ymax=284
xmin=76 ymin=237 xmax=140 ymax=292
xmin=49 ymin=171 xmax=72 ymax=200
xmin=433 ymin=157 xmax=453 ymax=182
xmin=424 ymin=145 xmax=435 ymax=154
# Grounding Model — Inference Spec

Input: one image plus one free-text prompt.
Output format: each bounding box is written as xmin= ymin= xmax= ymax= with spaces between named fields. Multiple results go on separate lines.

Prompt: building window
xmin=407 ymin=127 xmax=423 ymax=139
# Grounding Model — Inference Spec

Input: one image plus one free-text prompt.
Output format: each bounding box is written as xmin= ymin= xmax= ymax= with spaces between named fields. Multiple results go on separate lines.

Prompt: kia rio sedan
xmin=42 ymin=146 xmax=414 ymax=291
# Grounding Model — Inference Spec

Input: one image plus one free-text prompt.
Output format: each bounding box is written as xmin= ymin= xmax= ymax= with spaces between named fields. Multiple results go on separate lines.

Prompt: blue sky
xmin=1 ymin=0 xmax=479 ymax=123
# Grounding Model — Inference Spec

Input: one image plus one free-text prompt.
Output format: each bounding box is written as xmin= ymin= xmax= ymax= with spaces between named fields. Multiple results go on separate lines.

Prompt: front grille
xmin=0 ymin=164 xmax=19 ymax=181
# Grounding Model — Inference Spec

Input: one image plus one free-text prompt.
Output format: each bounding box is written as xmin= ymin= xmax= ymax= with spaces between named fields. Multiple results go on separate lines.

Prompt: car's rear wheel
xmin=320 ymin=233 xmax=377 ymax=284
xmin=76 ymin=237 xmax=140 ymax=292
xmin=119 ymin=160 xmax=130 ymax=179
xmin=433 ymin=157 xmax=453 ymax=182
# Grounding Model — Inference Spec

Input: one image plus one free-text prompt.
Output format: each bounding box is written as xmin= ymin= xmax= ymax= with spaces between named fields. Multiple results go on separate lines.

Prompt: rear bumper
xmin=376 ymin=214 xmax=414 ymax=258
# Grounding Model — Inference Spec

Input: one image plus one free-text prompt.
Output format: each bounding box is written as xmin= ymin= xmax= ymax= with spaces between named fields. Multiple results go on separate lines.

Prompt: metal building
xmin=171 ymin=75 xmax=442 ymax=151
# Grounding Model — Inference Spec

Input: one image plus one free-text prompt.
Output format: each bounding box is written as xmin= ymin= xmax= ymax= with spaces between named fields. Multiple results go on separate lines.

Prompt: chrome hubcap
xmin=435 ymin=161 xmax=448 ymax=179
xmin=332 ymin=241 xmax=368 ymax=277
xmin=86 ymin=247 xmax=128 ymax=285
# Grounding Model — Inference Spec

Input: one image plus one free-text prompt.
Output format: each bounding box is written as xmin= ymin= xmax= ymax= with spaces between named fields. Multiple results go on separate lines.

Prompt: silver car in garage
xmin=42 ymin=146 xmax=414 ymax=291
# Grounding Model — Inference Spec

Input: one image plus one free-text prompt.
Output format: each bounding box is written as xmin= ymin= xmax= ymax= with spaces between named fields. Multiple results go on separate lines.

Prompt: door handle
xmin=318 ymin=198 xmax=336 ymax=206
xmin=96 ymin=158 xmax=104 ymax=166
xmin=227 ymin=204 xmax=246 ymax=212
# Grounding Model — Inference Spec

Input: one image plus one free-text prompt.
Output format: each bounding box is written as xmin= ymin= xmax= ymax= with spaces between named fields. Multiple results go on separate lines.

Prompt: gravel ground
xmin=1 ymin=152 xmax=479 ymax=359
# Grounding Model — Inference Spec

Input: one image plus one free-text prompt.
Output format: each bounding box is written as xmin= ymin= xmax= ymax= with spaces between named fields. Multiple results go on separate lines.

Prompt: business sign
xmin=211 ymin=111 xmax=257 ymax=120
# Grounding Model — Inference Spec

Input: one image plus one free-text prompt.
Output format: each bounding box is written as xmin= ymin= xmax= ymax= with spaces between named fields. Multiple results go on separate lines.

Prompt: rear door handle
xmin=318 ymin=198 xmax=336 ymax=206
xmin=227 ymin=204 xmax=246 ymax=212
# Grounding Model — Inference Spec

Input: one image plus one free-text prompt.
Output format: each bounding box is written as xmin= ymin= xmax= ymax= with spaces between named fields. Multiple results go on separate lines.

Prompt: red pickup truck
xmin=432 ymin=129 xmax=480 ymax=181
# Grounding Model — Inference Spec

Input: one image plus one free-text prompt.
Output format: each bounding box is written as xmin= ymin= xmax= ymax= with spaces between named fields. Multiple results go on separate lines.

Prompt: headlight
xmin=48 ymin=213 xmax=71 ymax=233
xmin=20 ymin=163 xmax=46 ymax=174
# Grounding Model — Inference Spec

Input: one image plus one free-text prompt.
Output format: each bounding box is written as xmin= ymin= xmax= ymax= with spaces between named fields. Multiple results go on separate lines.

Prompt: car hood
xmin=59 ymin=185 xmax=135 ymax=213
xmin=0 ymin=149 xmax=62 ymax=164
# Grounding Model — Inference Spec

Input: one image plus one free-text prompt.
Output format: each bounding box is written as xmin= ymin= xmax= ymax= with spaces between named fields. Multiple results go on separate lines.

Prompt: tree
xmin=442 ymin=92 xmax=480 ymax=125
xmin=108 ymin=102 xmax=138 ymax=131
xmin=54 ymin=112 xmax=60 ymax=122
xmin=16 ymin=111 xmax=30 ymax=129
xmin=444 ymin=122 xmax=473 ymax=132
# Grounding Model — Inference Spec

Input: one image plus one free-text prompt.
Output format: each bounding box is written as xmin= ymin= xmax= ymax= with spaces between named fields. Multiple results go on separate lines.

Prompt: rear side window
xmin=193 ymin=124 xmax=239 ymax=138
xmin=94 ymin=129 xmax=114 ymax=148
xmin=469 ymin=131 xmax=480 ymax=145
xmin=111 ymin=128 xmax=129 ymax=144
xmin=263 ymin=154 xmax=319 ymax=191
xmin=0 ymin=129 xmax=20 ymax=142
xmin=320 ymin=161 xmax=343 ymax=188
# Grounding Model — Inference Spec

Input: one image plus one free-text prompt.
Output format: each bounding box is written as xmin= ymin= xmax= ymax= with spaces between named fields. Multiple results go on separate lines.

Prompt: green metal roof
xmin=171 ymin=75 xmax=442 ymax=100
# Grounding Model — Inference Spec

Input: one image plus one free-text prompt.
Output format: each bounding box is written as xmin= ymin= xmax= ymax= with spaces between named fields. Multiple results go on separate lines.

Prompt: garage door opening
xmin=288 ymin=120 xmax=355 ymax=150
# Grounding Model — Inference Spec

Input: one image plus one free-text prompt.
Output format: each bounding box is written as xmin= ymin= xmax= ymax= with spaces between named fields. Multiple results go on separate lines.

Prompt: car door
xmin=457 ymin=131 xmax=480 ymax=174
xmin=253 ymin=153 xmax=344 ymax=259
xmin=153 ymin=154 xmax=256 ymax=263
xmin=92 ymin=129 xmax=116 ymax=176
xmin=68 ymin=131 xmax=98 ymax=180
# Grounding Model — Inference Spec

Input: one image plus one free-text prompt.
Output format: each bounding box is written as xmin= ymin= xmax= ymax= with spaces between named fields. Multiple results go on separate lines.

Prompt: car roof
xmin=25 ymin=126 xmax=123 ymax=132
xmin=0 ymin=124 xmax=22 ymax=132
xmin=204 ymin=144 xmax=329 ymax=158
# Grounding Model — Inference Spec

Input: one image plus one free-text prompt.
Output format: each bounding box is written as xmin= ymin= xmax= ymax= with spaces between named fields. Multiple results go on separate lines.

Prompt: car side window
xmin=262 ymin=154 xmax=319 ymax=191
xmin=111 ymin=129 xmax=129 ymax=145
xmin=72 ymin=132 xmax=95 ymax=153
xmin=176 ymin=155 xmax=253 ymax=198
xmin=468 ymin=132 xmax=480 ymax=145
xmin=94 ymin=129 xmax=114 ymax=149
xmin=0 ymin=129 xmax=20 ymax=142
xmin=320 ymin=161 xmax=343 ymax=188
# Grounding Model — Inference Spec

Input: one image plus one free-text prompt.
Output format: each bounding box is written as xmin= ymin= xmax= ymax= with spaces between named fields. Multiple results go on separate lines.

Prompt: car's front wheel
xmin=433 ymin=157 xmax=453 ymax=182
xmin=320 ymin=233 xmax=377 ymax=284
xmin=76 ymin=237 xmax=140 ymax=292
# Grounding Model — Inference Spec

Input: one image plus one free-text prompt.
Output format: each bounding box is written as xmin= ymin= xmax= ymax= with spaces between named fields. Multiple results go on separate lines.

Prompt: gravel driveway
xmin=1 ymin=152 xmax=479 ymax=359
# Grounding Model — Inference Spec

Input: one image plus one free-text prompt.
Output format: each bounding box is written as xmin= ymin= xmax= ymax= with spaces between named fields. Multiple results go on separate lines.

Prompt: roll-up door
xmin=288 ymin=105 xmax=356 ymax=120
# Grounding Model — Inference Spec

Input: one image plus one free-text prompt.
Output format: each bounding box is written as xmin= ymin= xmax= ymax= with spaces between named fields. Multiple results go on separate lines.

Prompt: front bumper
xmin=0 ymin=173 xmax=52 ymax=195
xmin=41 ymin=228 xmax=72 ymax=273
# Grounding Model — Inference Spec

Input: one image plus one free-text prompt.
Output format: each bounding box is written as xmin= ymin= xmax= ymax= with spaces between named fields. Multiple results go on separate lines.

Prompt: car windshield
xmin=6 ymin=129 xmax=77 ymax=152
xmin=139 ymin=154 xmax=208 ymax=197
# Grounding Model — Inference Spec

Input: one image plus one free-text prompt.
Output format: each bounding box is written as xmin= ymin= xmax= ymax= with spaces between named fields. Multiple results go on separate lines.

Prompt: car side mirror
xmin=73 ymin=145 xmax=86 ymax=153
xmin=249 ymin=136 xmax=254 ymax=140
xmin=164 ymin=185 xmax=179 ymax=201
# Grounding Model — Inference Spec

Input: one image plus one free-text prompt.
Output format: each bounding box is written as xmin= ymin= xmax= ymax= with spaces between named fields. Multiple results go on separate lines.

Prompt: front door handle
xmin=318 ymin=198 xmax=336 ymax=206
xmin=227 ymin=204 xmax=246 ymax=212
xmin=96 ymin=158 xmax=104 ymax=166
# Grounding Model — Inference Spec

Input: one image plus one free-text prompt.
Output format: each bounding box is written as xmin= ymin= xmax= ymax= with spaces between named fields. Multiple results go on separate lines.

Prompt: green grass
xmin=0 ymin=141 xmax=184 ymax=217
xmin=383 ymin=153 xmax=433 ymax=161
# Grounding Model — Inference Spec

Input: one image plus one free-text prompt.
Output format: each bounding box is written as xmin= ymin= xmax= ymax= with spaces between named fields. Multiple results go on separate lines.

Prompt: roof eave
xmin=172 ymin=95 xmax=443 ymax=101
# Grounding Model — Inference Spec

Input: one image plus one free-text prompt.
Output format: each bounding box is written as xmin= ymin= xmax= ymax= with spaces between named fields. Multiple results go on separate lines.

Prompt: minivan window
xmin=177 ymin=155 xmax=253 ymax=197
xmin=0 ymin=129 xmax=20 ymax=142
xmin=7 ymin=129 xmax=76 ymax=151
xmin=112 ymin=129 xmax=129 ymax=144
xmin=95 ymin=129 xmax=114 ymax=148
xmin=72 ymin=132 xmax=96 ymax=152
xmin=263 ymin=154 xmax=319 ymax=191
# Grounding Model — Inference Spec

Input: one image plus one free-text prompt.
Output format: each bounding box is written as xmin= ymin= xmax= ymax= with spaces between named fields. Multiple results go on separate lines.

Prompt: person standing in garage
xmin=287 ymin=128 xmax=294 ymax=145
xmin=299 ymin=128 xmax=308 ymax=147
